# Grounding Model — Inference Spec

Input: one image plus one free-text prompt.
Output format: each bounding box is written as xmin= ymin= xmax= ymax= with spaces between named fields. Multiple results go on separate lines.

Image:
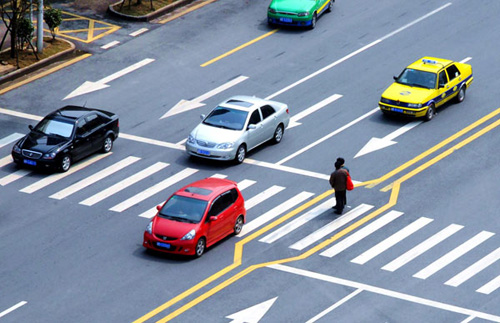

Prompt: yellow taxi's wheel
xmin=424 ymin=104 xmax=435 ymax=122
xmin=456 ymin=86 xmax=466 ymax=103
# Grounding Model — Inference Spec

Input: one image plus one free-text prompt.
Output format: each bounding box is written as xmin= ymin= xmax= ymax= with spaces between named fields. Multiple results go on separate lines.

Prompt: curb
xmin=107 ymin=0 xmax=198 ymax=22
xmin=0 ymin=38 xmax=76 ymax=85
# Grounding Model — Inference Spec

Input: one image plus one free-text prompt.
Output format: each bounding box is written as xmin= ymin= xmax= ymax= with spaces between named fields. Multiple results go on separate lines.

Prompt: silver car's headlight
xmin=187 ymin=135 xmax=195 ymax=144
xmin=216 ymin=142 xmax=234 ymax=149
xmin=181 ymin=229 xmax=195 ymax=241
xmin=146 ymin=221 xmax=153 ymax=234
xmin=298 ymin=11 xmax=309 ymax=16
xmin=407 ymin=103 xmax=422 ymax=108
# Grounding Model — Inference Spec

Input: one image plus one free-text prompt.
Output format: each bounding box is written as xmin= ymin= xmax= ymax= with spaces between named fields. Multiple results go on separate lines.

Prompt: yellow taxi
xmin=379 ymin=57 xmax=473 ymax=121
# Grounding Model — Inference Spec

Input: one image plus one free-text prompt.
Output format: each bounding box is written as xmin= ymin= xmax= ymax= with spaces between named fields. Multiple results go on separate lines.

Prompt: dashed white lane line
xmin=101 ymin=40 xmax=120 ymax=49
xmin=130 ymin=28 xmax=148 ymax=37
xmin=0 ymin=301 xmax=27 ymax=318
xmin=268 ymin=264 xmax=500 ymax=322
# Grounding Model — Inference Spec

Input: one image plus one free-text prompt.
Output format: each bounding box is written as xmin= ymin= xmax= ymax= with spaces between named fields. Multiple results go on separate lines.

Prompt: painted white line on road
xmin=320 ymin=210 xmax=404 ymax=258
xmin=382 ymin=224 xmax=463 ymax=272
xmin=210 ymin=173 xmax=227 ymax=179
xmin=461 ymin=316 xmax=476 ymax=323
xmin=445 ymin=246 xmax=500 ymax=287
xmin=460 ymin=57 xmax=472 ymax=64
xmin=290 ymin=204 xmax=373 ymax=251
xmin=244 ymin=158 xmax=330 ymax=180
xmin=110 ymin=167 xmax=198 ymax=212
xmin=238 ymin=191 xmax=314 ymax=237
xmin=237 ymin=179 xmax=256 ymax=191
xmin=477 ymin=274 xmax=500 ymax=295
xmin=259 ymin=198 xmax=336 ymax=244
xmin=120 ymin=133 xmax=184 ymax=150
xmin=81 ymin=162 xmax=169 ymax=206
xmin=414 ymin=231 xmax=494 ymax=280
xmin=0 ymin=108 xmax=42 ymax=121
xmin=101 ymin=40 xmax=120 ymax=49
xmin=20 ymin=153 xmax=111 ymax=194
xmin=0 ymin=155 xmax=12 ymax=168
xmin=265 ymin=3 xmax=452 ymax=100
xmin=0 ymin=169 xmax=31 ymax=186
xmin=245 ymin=185 xmax=285 ymax=210
xmin=0 ymin=133 xmax=24 ymax=148
xmin=0 ymin=301 xmax=27 ymax=318
xmin=288 ymin=94 xmax=343 ymax=129
xmin=352 ymin=217 xmax=433 ymax=265
xmin=277 ymin=108 xmax=379 ymax=165
xmin=305 ymin=289 xmax=362 ymax=323
xmin=129 ymin=28 xmax=148 ymax=37
xmin=268 ymin=264 xmax=500 ymax=322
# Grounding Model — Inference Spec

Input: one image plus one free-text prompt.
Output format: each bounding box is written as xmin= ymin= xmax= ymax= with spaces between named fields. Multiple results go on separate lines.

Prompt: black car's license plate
xmin=157 ymin=242 xmax=171 ymax=249
xmin=391 ymin=108 xmax=404 ymax=113
xmin=197 ymin=149 xmax=210 ymax=156
xmin=23 ymin=159 xmax=36 ymax=166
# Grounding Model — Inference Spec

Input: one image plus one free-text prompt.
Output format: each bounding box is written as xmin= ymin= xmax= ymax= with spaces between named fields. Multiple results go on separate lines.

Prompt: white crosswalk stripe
xmin=80 ymin=162 xmax=169 ymax=206
xmin=413 ymin=231 xmax=495 ymax=280
xmin=0 ymin=155 xmax=12 ymax=168
xmin=238 ymin=191 xmax=314 ymax=237
xmin=290 ymin=204 xmax=374 ymax=251
xmin=20 ymin=153 xmax=111 ymax=193
xmin=244 ymin=185 xmax=285 ymax=210
xmin=477 ymin=274 xmax=500 ymax=295
xmin=237 ymin=179 xmax=256 ymax=191
xmin=259 ymin=197 xmax=336 ymax=244
xmin=351 ymin=217 xmax=434 ymax=265
xmin=0 ymin=169 xmax=31 ymax=186
xmin=50 ymin=156 xmax=141 ymax=200
xmin=110 ymin=167 xmax=198 ymax=213
xmin=445 ymin=246 xmax=500 ymax=287
xmin=0 ymin=133 xmax=24 ymax=148
xmin=320 ymin=210 xmax=404 ymax=258
xmin=381 ymin=224 xmax=464 ymax=272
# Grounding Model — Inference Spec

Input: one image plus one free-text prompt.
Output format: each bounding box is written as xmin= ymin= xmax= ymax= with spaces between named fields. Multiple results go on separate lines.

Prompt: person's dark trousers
xmin=334 ymin=190 xmax=346 ymax=214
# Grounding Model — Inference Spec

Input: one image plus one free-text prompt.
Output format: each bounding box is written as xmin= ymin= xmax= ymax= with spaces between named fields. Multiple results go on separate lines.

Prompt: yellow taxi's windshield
xmin=396 ymin=68 xmax=436 ymax=89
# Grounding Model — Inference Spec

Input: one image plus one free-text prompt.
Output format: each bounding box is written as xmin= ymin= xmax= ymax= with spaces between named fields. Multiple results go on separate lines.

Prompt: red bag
xmin=346 ymin=173 xmax=354 ymax=191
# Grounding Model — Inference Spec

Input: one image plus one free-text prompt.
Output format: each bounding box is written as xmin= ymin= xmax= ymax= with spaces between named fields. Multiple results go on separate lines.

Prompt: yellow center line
xmin=200 ymin=29 xmax=279 ymax=67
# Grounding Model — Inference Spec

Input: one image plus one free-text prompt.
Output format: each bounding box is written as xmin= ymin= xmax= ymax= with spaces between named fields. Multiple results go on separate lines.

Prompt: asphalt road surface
xmin=1 ymin=0 xmax=500 ymax=322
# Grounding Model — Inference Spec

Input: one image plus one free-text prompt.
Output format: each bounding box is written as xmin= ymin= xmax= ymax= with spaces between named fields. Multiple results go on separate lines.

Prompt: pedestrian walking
xmin=329 ymin=159 xmax=348 ymax=214
xmin=336 ymin=157 xmax=350 ymax=174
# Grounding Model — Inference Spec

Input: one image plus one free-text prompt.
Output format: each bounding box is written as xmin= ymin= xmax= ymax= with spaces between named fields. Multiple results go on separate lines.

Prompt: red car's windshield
xmin=159 ymin=195 xmax=208 ymax=223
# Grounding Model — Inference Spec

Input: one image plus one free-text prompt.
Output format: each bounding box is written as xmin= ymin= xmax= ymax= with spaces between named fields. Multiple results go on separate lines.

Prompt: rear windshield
xmin=159 ymin=195 xmax=208 ymax=223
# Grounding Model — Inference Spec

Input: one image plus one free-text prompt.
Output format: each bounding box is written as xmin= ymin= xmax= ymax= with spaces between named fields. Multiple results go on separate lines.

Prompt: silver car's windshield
xmin=203 ymin=106 xmax=248 ymax=131
xmin=35 ymin=118 xmax=75 ymax=138
xmin=395 ymin=68 xmax=436 ymax=89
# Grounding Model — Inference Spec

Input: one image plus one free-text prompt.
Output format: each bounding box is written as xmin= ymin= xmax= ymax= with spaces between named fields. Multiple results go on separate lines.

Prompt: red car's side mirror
xmin=156 ymin=205 xmax=161 ymax=211
xmin=209 ymin=216 xmax=218 ymax=222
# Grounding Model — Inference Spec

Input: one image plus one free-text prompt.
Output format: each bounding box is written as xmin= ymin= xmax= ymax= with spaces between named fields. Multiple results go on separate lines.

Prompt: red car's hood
xmin=153 ymin=217 xmax=197 ymax=239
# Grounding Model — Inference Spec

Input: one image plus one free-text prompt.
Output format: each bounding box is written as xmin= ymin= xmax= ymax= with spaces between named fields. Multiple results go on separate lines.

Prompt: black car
xmin=12 ymin=106 xmax=119 ymax=172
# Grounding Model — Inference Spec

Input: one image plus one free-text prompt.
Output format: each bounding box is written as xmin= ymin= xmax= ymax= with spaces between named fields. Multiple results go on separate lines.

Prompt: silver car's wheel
xmin=456 ymin=86 xmax=466 ymax=103
xmin=195 ymin=237 xmax=206 ymax=258
xmin=60 ymin=155 xmax=71 ymax=172
xmin=234 ymin=216 xmax=244 ymax=235
xmin=234 ymin=145 xmax=246 ymax=164
xmin=425 ymin=103 xmax=435 ymax=122
xmin=102 ymin=135 xmax=113 ymax=153
xmin=272 ymin=124 xmax=284 ymax=144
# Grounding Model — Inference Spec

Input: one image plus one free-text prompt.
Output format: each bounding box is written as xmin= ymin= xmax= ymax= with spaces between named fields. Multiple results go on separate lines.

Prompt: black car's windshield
xmin=35 ymin=118 xmax=75 ymax=138
xmin=159 ymin=195 xmax=208 ymax=223
xmin=395 ymin=68 xmax=437 ymax=89
xmin=203 ymin=106 xmax=248 ymax=131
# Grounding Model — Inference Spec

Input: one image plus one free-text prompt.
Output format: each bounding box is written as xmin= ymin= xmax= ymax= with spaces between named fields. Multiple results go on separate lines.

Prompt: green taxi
xmin=267 ymin=0 xmax=334 ymax=29
xmin=379 ymin=57 xmax=473 ymax=121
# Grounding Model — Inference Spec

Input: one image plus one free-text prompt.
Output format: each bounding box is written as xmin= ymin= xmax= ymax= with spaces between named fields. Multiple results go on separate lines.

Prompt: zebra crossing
xmin=2 ymin=133 xmax=500 ymax=296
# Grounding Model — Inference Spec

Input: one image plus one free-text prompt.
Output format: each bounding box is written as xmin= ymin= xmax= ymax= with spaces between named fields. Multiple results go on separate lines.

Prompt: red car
xmin=143 ymin=177 xmax=246 ymax=257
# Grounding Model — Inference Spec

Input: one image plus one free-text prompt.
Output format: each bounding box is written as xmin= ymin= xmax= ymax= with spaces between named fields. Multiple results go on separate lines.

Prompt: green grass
xmin=0 ymin=38 xmax=71 ymax=69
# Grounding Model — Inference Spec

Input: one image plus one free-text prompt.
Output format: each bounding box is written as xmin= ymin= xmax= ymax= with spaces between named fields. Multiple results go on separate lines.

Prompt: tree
xmin=0 ymin=0 xmax=32 ymax=58
xmin=43 ymin=7 xmax=62 ymax=41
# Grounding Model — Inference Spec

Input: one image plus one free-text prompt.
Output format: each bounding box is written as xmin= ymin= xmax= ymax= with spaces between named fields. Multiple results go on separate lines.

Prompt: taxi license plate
xmin=23 ymin=159 xmax=36 ymax=166
xmin=197 ymin=149 xmax=210 ymax=156
xmin=391 ymin=108 xmax=404 ymax=113
xmin=157 ymin=242 xmax=171 ymax=249
xmin=279 ymin=17 xmax=293 ymax=23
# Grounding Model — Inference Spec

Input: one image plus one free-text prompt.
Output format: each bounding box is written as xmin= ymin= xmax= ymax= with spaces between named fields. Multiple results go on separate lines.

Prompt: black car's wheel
xmin=234 ymin=216 xmax=244 ymax=235
xmin=195 ymin=237 xmax=206 ymax=258
xmin=102 ymin=135 xmax=113 ymax=153
xmin=424 ymin=103 xmax=435 ymax=122
xmin=310 ymin=13 xmax=317 ymax=29
xmin=60 ymin=155 xmax=71 ymax=172
xmin=456 ymin=86 xmax=466 ymax=103
xmin=272 ymin=124 xmax=284 ymax=144
xmin=326 ymin=0 xmax=333 ymax=12
xmin=234 ymin=144 xmax=246 ymax=164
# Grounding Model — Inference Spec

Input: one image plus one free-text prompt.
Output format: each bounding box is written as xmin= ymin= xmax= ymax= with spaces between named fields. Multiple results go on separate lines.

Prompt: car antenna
xmin=83 ymin=100 xmax=88 ymax=108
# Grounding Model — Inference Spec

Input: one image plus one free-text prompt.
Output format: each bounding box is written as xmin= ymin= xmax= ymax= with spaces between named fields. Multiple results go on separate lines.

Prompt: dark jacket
xmin=329 ymin=169 xmax=348 ymax=191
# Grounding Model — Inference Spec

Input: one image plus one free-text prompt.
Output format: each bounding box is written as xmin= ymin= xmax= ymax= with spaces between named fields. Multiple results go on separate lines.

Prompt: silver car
xmin=186 ymin=95 xmax=290 ymax=164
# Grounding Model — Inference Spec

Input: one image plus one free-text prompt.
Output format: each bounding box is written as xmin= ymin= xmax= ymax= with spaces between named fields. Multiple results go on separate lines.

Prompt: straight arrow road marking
xmin=354 ymin=120 xmax=422 ymax=158
xmin=225 ymin=297 xmax=277 ymax=323
xmin=287 ymin=94 xmax=342 ymax=129
xmin=160 ymin=75 xmax=248 ymax=119
xmin=63 ymin=58 xmax=155 ymax=100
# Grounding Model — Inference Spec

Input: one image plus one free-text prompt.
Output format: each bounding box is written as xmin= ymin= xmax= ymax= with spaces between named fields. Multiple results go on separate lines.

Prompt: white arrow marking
xmin=160 ymin=75 xmax=248 ymax=119
xmin=354 ymin=120 xmax=422 ymax=158
xmin=288 ymin=94 xmax=342 ymax=129
xmin=226 ymin=297 xmax=277 ymax=323
xmin=63 ymin=58 xmax=155 ymax=100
